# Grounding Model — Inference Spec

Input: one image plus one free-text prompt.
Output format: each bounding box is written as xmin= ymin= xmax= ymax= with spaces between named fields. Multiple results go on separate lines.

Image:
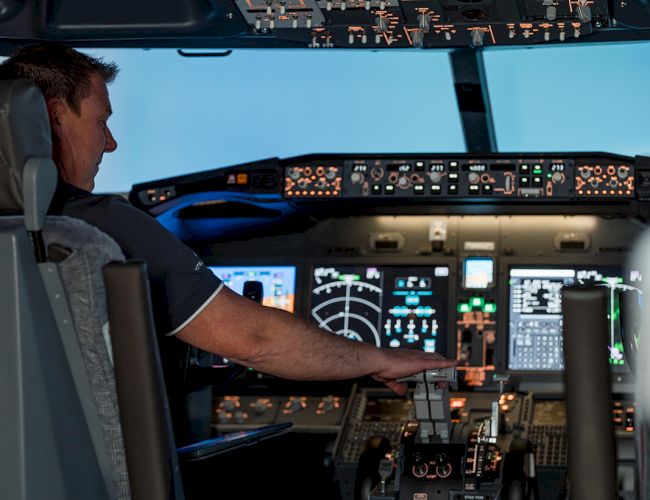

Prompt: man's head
xmin=0 ymin=44 xmax=119 ymax=191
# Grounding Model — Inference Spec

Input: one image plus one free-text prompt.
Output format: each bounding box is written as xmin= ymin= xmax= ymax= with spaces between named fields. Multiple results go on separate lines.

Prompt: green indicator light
xmin=471 ymin=297 xmax=484 ymax=308
xmin=458 ymin=303 xmax=471 ymax=313
xmin=484 ymin=303 xmax=497 ymax=313
xmin=547 ymin=173 xmax=552 ymax=178
xmin=608 ymin=342 xmax=625 ymax=365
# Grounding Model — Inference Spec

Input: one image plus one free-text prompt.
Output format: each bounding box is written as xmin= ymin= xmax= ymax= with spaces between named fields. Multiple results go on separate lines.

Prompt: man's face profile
xmin=48 ymin=72 xmax=117 ymax=192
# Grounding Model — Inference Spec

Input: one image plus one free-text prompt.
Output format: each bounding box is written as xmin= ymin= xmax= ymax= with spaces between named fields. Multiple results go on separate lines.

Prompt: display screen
xmin=464 ymin=257 xmax=494 ymax=289
xmin=208 ymin=265 xmax=296 ymax=312
xmin=508 ymin=266 xmax=632 ymax=371
xmin=310 ymin=265 xmax=449 ymax=353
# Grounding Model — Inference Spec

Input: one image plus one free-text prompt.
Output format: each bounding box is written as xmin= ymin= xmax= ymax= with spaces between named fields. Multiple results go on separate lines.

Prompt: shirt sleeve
xmin=62 ymin=193 xmax=223 ymax=335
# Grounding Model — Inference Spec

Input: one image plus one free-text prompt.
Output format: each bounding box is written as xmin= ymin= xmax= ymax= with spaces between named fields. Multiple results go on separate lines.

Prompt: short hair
xmin=0 ymin=44 xmax=119 ymax=114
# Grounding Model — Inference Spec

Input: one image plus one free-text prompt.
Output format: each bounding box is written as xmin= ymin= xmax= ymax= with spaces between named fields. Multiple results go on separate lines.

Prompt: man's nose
xmin=104 ymin=126 xmax=118 ymax=153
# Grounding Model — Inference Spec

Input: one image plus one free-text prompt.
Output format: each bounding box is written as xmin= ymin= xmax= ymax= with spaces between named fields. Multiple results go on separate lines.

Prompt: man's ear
xmin=46 ymin=98 xmax=67 ymax=134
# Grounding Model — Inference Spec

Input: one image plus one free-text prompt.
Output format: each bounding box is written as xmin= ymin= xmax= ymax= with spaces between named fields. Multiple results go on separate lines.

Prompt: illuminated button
xmin=385 ymin=184 xmax=395 ymax=195
xmin=371 ymin=184 xmax=382 ymax=195
xmin=415 ymin=161 xmax=425 ymax=171
xmin=482 ymin=184 xmax=493 ymax=194
xmin=533 ymin=164 xmax=543 ymax=175
xmin=237 ymin=173 xmax=249 ymax=185
xmin=469 ymin=185 xmax=480 ymax=195
xmin=471 ymin=297 xmax=484 ymax=308
xmin=483 ymin=303 xmax=497 ymax=313
xmin=414 ymin=184 xmax=425 ymax=195
xmin=448 ymin=161 xmax=459 ymax=171
xmin=448 ymin=184 xmax=458 ymax=195
xmin=520 ymin=164 xmax=530 ymax=174
xmin=519 ymin=177 xmax=530 ymax=187
xmin=532 ymin=176 xmax=543 ymax=187
xmin=430 ymin=185 xmax=441 ymax=195
xmin=448 ymin=173 xmax=459 ymax=183
xmin=458 ymin=303 xmax=471 ymax=313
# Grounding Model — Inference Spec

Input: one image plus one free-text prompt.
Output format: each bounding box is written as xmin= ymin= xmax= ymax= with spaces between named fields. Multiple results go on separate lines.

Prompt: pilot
xmin=0 ymin=43 xmax=455 ymax=421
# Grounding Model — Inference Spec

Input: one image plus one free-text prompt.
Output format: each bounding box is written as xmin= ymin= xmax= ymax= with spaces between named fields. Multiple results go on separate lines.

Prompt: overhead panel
xmin=4 ymin=0 xmax=650 ymax=49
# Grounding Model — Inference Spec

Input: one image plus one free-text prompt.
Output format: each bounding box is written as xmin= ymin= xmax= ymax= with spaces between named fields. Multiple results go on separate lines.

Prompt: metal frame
xmin=449 ymin=49 xmax=498 ymax=154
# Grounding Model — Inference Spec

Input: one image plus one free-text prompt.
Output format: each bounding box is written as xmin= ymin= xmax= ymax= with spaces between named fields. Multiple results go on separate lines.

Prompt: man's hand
xmin=371 ymin=349 xmax=457 ymax=395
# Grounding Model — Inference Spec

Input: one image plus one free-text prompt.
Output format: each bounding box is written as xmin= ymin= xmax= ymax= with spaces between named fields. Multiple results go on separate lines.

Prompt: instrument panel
xmin=197 ymin=213 xmax=641 ymax=392
xmin=143 ymin=154 xmax=645 ymax=500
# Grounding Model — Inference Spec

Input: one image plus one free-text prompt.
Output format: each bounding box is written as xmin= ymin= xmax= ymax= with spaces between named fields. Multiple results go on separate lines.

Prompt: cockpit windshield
xmin=91 ymin=49 xmax=465 ymax=192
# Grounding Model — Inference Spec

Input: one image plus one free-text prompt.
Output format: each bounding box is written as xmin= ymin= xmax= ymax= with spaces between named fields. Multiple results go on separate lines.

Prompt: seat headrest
xmin=0 ymin=79 xmax=53 ymax=212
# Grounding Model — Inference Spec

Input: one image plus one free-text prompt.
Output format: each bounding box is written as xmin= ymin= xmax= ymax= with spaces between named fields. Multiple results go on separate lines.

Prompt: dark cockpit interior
xmin=3 ymin=1 xmax=650 ymax=500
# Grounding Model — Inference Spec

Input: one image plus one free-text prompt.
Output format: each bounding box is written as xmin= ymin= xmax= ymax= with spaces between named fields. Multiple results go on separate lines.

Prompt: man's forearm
xmin=234 ymin=305 xmax=387 ymax=380
xmin=178 ymin=285 xmax=455 ymax=391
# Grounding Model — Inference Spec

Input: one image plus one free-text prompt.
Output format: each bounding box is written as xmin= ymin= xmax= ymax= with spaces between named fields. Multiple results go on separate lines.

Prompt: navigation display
xmin=310 ymin=265 xmax=449 ymax=353
xmin=508 ymin=266 xmax=631 ymax=371
xmin=209 ymin=265 xmax=296 ymax=312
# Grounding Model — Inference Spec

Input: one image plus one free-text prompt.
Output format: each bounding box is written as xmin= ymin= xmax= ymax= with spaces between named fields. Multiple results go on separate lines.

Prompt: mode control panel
xmin=281 ymin=156 xmax=636 ymax=201
xmin=343 ymin=158 xmax=576 ymax=199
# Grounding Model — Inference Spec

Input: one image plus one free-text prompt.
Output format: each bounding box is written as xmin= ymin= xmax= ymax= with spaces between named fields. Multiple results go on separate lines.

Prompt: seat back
xmin=0 ymin=79 xmax=129 ymax=499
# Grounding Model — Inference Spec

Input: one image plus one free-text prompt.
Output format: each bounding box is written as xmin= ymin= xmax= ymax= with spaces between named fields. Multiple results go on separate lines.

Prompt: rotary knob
xmin=321 ymin=395 xmax=337 ymax=412
xmin=397 ymin=176 xmax=411 ymax=189
xmin=351 ymin=172 xmax=364 ymax=184
xmin=412 ymin=462 xmax=428 ymax=478
xmin=234 ymin=411 xmax=249 ymax=424
xmin=217 ymin=412 xmax=232 ymax=425
xmin=429 ymin=171 xmax=442 ymax=183
xmin=436 ymin=463 xmax=452 ymax=478
xmin=371 ymin=167 xmax=384 ymax=181
xmin=285 ymin=398 xmax=305 ymax=413
xmin=251 ymin=399 xmax=270 ymax=415
xmin=468 ymin=172 xmax=480 ymax=184
xmin=551 ymin=172 xmax=564 ymax=184
xmin=221 ymin=399 xmax=238 ymax=411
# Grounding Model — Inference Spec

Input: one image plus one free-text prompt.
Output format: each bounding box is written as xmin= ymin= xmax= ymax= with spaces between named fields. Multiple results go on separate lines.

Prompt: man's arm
xmin=176 ymin=286 xmax=456 ymax=394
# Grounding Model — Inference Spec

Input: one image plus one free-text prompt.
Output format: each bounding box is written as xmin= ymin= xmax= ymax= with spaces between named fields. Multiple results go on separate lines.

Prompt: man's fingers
xmin=424 ymin=358 xmax=458 ymax=368
xmin=384 ymin=380 xmax=407 ymax=396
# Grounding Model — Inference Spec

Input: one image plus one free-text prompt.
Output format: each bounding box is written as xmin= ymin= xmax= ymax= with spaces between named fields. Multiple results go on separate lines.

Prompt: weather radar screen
xmin=310 ymin=266 xmax=449 ymax=353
